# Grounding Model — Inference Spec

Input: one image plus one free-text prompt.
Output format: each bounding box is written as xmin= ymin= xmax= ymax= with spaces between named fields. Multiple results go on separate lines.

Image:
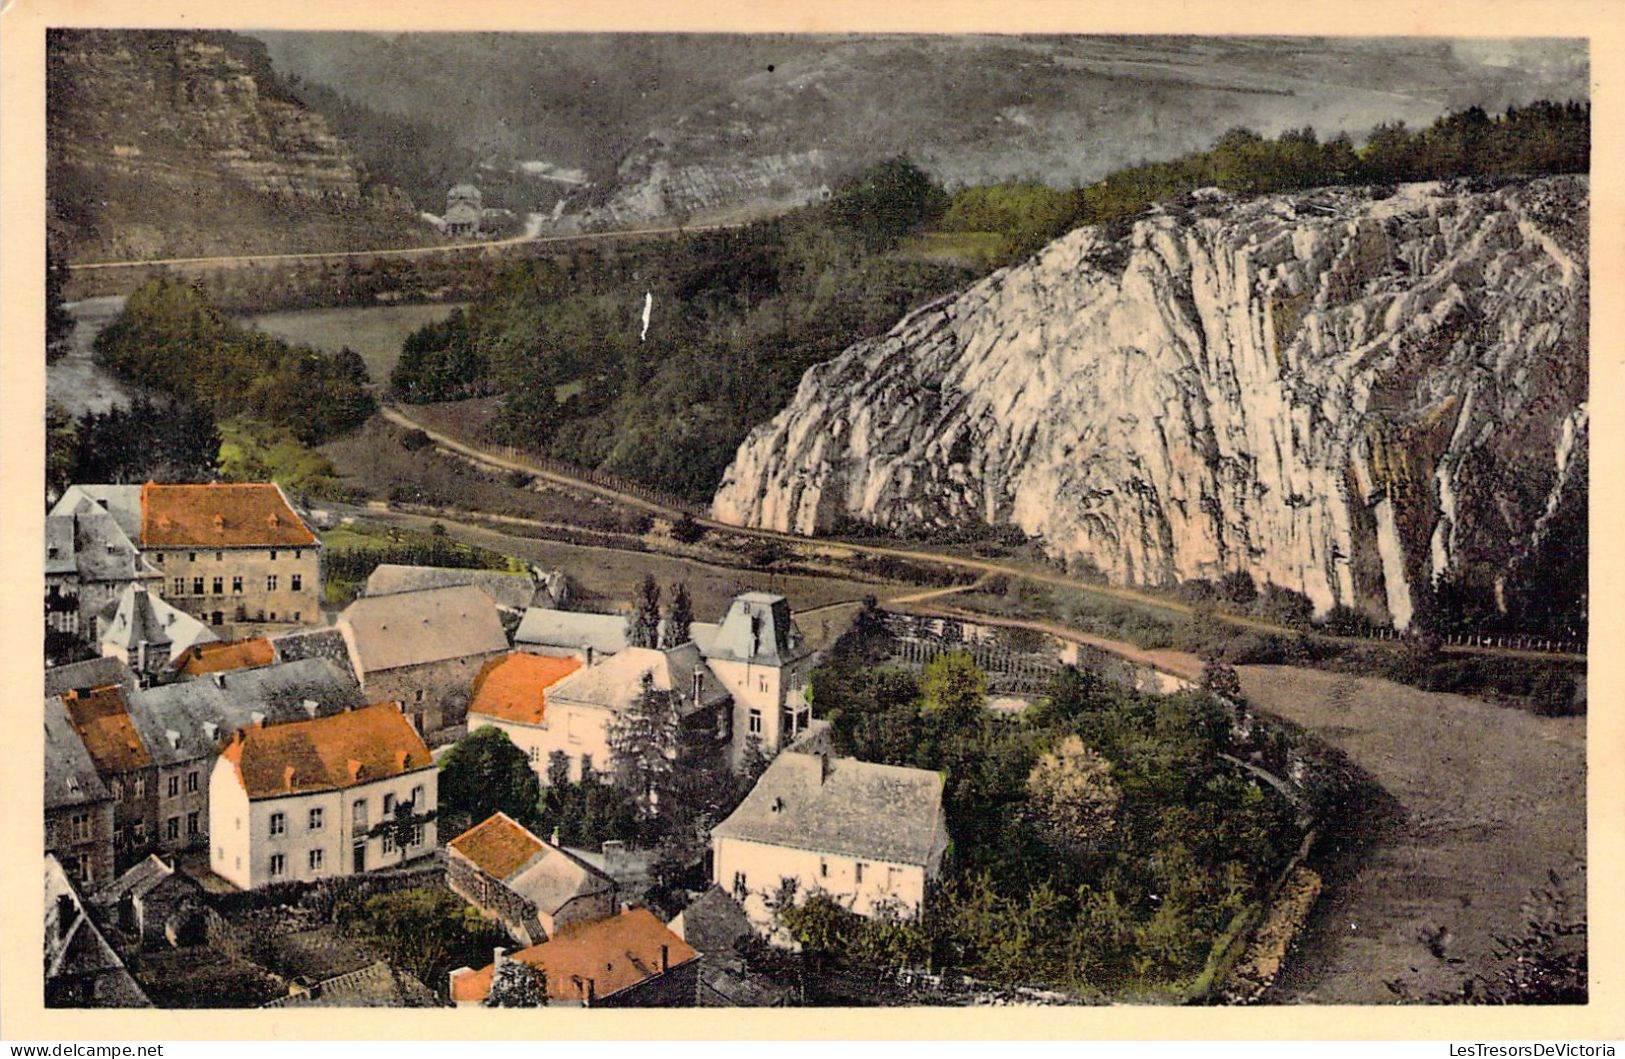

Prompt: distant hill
xmin=252 ymin=33 xmax=1587 ymax=228
xmin=48 ymin=30 xmax=431 ymax=262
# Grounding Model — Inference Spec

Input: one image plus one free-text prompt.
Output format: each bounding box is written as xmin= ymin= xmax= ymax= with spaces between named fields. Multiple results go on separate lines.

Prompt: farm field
xmin=238 ymin=301 xmax=466 ymax=385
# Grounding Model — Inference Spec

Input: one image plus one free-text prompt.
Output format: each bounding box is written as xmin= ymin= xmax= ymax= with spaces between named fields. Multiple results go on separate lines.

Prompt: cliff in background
xmin=713 ymin=177 xmax=1588 ymax=631
xmin=48 ymin=30 xmax=428 ymax=262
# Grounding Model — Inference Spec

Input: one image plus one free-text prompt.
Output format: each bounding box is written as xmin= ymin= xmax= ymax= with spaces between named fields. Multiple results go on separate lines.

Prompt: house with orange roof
xmin=448 ymin=907 xmax=699 ymax=1007
xmin=209 ymin=701 xmax=437 ymax=889
xmin=56 ymin=681 xmax=157 ymax=874
xmin=464 ymin=652 xmax=583 ymax=774
xmin=446 ymin=812 xmax=617 ymax=947
xmin=172 ymin=637 xmax=275 ymax=679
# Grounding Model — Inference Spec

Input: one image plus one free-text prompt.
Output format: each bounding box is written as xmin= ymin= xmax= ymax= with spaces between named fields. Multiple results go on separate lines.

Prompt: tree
xmin=437 ymin=726 xmax=542 ymax=834
xmin=546 ymin=749 xmax=571 ymax=791
xmin=629 ymin=574 xmax=661 ymax=649
xmin=335 ymin=888 xmax=507 ymax=990
xmin=1026 ymin=736 xmax=1121 ymax=847
xmin=660 ymin=581 xmax=694 ymax=648
xmin=826 ymin=157 xmax=949 ymax=252
xmin=485 ymin=957 xmax=546 ymax=1007
xmin=669 ymin=512 xmax=705 ymax=545
xmin=920 ymin=651 xmax=987 ymax=720
xmin=369 ymin=796 xmax=438 ymax=866
xmin=606 ymin=673 xmax=681 ymax=815
xmin=1199 ymin=659 xmax=1244 ymax=703
xmin=1220 ymin=569 xmax=1258 ymax=607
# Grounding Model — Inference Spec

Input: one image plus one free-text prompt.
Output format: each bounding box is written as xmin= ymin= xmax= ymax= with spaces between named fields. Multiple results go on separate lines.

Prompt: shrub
xmin=670 ymin=512 xmax=706 ymax=544
xmin=504 ymin=469 xmax=533 ymax=489
xmin=401 ymin=428 xmax=433 ymax=452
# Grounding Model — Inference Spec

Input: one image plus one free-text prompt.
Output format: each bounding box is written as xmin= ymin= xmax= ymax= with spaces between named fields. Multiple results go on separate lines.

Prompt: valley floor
xmin=1237 ymin=665 xmax=1585 ymax=1004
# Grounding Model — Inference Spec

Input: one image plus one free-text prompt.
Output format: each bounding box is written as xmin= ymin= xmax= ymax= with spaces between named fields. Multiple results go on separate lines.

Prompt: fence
xmin=459 ymin=436 xmax=708 ymax=518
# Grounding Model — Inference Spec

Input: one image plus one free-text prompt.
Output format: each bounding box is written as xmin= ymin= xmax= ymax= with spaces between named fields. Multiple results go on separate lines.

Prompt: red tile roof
xmin=140 ymin=482 xmax=316 ymax=548
xmin=468 ymin=653 xmax=583 ymax=726
xmin=173 ymin=638 xmax=275 ymax=677
xmin=451 ymin=908 xmax=697 ymax=1004
xmin=59 ymin=684 xmax=150 ymax=774
xmin=447 ymin=813 xmax=544 ymax=881
xmin=220 ymin=702 xmax=431 ymax=798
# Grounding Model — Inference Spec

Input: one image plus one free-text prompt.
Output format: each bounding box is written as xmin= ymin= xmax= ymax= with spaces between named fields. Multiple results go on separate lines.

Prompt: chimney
xmin=659 ymin=944 xmax=669 ymax=974
xmin=493 ymin=947 xmax=506 ymax=972
xmin=585 ymin=644 xmax=596 ymax=667
xmin=820 ymin=752 xmax=833 ymax=785
xmin=165 ymin=729 xmax=181 ymax=750
xmin=585 ymin=978 xmax=596 ymax=1007
xmin=250 ymin=711 xmax=265 ymax=728
xmin=302 ymin=699 xmax=319 ymax=719
xmin=212 ymin=514 xmax=225 ymax=534
xmin=395 ymin=749 xmax=409 ymax=770
xmin=283 ymin=765 xmax=297 ymax=790
xmin=348 ymin=759 xmax=364 ymax=783
xmin=692 ymin=668 xmax=703 ymax=705
xmin=203 ymin=721 xmax=219 ymax=743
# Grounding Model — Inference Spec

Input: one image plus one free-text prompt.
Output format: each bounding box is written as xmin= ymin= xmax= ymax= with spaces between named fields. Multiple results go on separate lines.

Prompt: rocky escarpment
xmin=48 ymin=30 xmax=427 ymax=261
xmin=713 ymin=177 xmax=1588 ymax=629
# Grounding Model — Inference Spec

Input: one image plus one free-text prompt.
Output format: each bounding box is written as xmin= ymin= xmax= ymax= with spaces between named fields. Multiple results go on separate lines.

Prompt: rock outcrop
xmin=48 ymin=30 xmax=427 ymax=261
xmin=713 ymin=177 xmax=1588 ymax=629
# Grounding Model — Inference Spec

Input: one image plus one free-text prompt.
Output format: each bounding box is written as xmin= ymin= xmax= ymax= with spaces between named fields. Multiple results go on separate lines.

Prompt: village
xmin=42 ymin=479 xmax=958 ymax=1008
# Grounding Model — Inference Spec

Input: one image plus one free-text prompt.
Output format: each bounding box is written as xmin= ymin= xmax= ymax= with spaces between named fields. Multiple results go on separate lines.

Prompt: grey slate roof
xmin=137 ymin=658 xmax=364 ymax=760
xmin=45 ymin=657 xmax=136 ymax=699
xmin=51 ymin=485 xmax=143 ymax=541
xmin=46 ymin=516 xmax=76 ymax=576
xmin=711 ymin=751 xmax=946 ymax=867
xmin=100 ymin=585 xmax=217 ymax=661
xmin=339 ymin=585 xmax=509 ymax=676
xmin=671 ymin=885 xmax=755 ymax=958
xmin=364 ymin=564 xmax=551 ymax=613
xmin=90 ymin=854 xmax=199 ymax=910
xmin=45 ymin=704 xmax=112 ymax=811
xmin=44 ymin=855 xmax=150 ymax=1007
xmin=515 ymin=607 xmax=632 ymax=655
xmin=272 ymin=627 xmax=357 ymax=681
xmin=702 ymin=593 xmax=808 ymax=667
xmin=506 ymin=842 xmax=617 ymax=918
xmin=547 ymin=644 xmax=730 ymax=716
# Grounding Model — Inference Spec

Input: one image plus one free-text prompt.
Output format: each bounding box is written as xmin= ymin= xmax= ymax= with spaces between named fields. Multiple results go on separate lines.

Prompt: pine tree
xmin=660 ymin=582 xmax=694 ymax=648
xmin=485 ymin=957 xmax=546 ymax=1007
xmin=629 ymin=574 xmax=661 ymax=649
xmin=606 ymin=673 xmax=680 ymax=816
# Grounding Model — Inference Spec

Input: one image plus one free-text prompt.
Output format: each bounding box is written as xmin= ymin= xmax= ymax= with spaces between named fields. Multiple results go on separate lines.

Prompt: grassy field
xmin=1240 ymin=665 xmax=1585 ymax=1004
xmin=335 ymin=509 xmax=905 ymax=623
xmin=238 ymin=302 xmax=467 ymax=385
xmin=895 ymin=230 xmax=1013 ymax=268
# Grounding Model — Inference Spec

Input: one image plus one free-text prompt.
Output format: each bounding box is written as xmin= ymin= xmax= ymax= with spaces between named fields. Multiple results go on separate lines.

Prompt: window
xmin=410 ymin=823 xmax=424 ymax=848
xmin=168 ymin=775 xmax=179 ymax=798
xmin=192 ymin=577 xmax=204 ymax=595
xmin=820 ymin=858 xmax=829 ymax=878
xmin=270 ymin=549 xmax=278 ymax=561
xmin=748 ymin=709 xmax=762 ymax=735
xmin=855 ymin=862 xmax=865 ymax=884
xmin=382 ymin=830 xmax=396 ymax=855
xmin=188 ymin=552 xmax=197 ymax=562
xmin=295 ymin=549 xmax=302 ymax=560
xmin=71 ymin=812 xmax=90 ymax=841
xmin=414 ymin=689 xmax=425 ymax=703
xmin=131 ymin=820 xmax=145 ymax=844
xmin=291 ymin=574 xmax=303 ymax=591
xmin=352 ymin=799 xmax=367 ymax=829
xmin=383 ymin=793 xmax=396 ymax=816
xmin=528 ymin=746 xmax=540 ymax=763
xmin=154 ymin=553 xmax=164 ymax=565
xmin=270 ymin=854 xmax=285 ymax=877
xmin=411 ymin=785 xmax=425 ymax=808
xmin=211 ymin=610 xmax=223 ymax=626
xmin=308 ymin=807 xmax=324 ymax=831
xmin=215 ymin=551 xmax=223 ymax=563
xmin=232 ymin=575 xmax=243 ymax=593
xmin=173 ymin=578 xmax=185 ymax=596
xmin=759 ymin=676 xmax=769 ymax=693
xmin=269 ymin=612 xmax=277 ymax=621
xmin=732 ymin=871 xmax=748 ymax=898
xmin=269 ymin=812 xmax=286 ymax=836
xmin=308 ymin=849 xmax=324 ymax=871
xmin=293 ymin=612 xmax=301 ymax=622
xmin=266 ymin=575 xmax=278 ymax=592
xmin=187 ymin=811 xmax=199 ymax=836
xmin=131 ymin=775 xmax=146 ymax=798
xmin=166 ymin=816 xmax=180 ymax=841
xmin=187 ymin=771 xmax=198 ymax=793
xmin=212 ymin=576 xmax=223 ymax=594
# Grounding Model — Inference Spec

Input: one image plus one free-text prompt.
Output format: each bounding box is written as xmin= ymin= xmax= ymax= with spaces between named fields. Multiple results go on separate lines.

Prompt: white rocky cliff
xmin=712 ymin=177 xmax=1588 ymax=628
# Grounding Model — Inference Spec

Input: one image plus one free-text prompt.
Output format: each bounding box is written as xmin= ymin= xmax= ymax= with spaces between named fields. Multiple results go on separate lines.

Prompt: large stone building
xmin=51 ymin=482 xmax=322 ymax=636
xmin=337 ymin=584 xmax=510 ymax=734
xmin=697 ymin=593 xmax=814 ymax=764
xmin=710 ymin=749 xmax=949 ymax=926
xmin=45 ymin=705 xmax=116 ymax=890
xmin=44 ymin=855 xmax=149 ymax=1008
xmin=210 ymin=701 xmax=438 ymax=889
xmin=44 ymin=500 xmax=161 ymax=647
xmin=443 ymin=184 xmax=483 ymax=237
xmin=97 ymin=583 xmax=219 ymax=684
xmin=446 ymin=812 xmax=618 ymax=947
xmin=55 ymin=681 xmax=158 ymax=874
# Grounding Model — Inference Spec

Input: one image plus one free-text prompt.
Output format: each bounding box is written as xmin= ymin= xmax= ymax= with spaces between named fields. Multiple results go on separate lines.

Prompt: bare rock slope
xmin=713 ymin=177 xmax=1588 ymax=628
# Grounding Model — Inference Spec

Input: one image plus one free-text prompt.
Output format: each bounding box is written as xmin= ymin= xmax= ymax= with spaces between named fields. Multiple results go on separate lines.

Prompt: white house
xmin=696 ymin=593 xmax=813 ymax=764
xmin=710 ymin=749 xmax=949 ymax=927
xmin=209 ymin=701 xmax=437 ymax=889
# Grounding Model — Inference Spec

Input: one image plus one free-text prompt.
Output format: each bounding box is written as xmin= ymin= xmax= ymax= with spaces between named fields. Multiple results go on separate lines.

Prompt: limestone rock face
xmin=712 ymin=177 xmax=1588 ymax=629
xmin=49 ymin=30 xmax=424 ymax=261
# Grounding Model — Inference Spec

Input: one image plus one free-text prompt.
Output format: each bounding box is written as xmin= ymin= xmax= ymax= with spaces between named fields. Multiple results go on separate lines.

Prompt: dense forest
xmin=388 ymin=101 xmax=1589 ymax=504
